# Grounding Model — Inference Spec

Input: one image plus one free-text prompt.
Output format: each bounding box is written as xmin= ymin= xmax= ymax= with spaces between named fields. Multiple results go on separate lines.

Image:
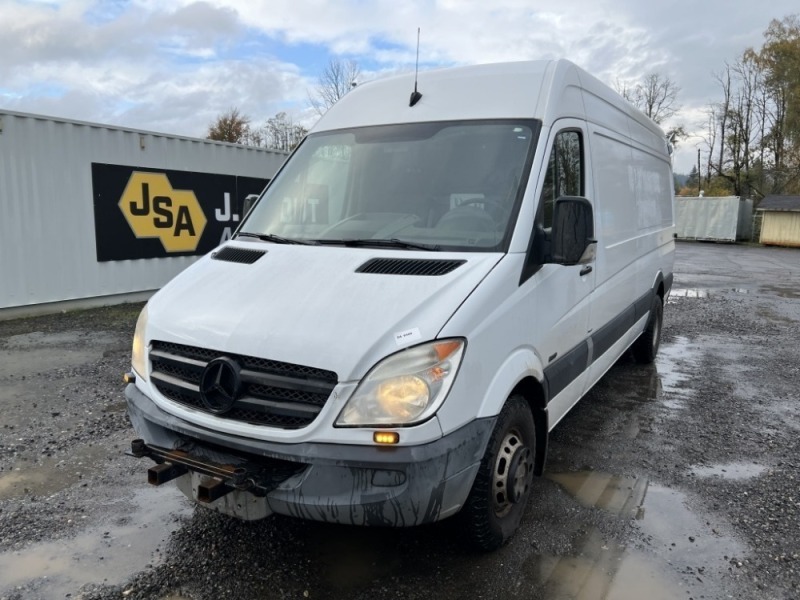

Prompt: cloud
xmin=1 ymin=0 xmax=797 ymax=161
xmin=0 ymin=0 xmax=315 ymax=136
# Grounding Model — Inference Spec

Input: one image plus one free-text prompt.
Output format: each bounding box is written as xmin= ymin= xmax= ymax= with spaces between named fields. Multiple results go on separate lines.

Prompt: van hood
xmin=146 ymin=242 xmax=502 ymax=381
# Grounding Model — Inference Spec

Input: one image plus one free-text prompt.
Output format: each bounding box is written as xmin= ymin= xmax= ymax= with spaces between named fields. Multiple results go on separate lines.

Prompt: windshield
xmin=240 ymin=120 xmax=538 ymax=251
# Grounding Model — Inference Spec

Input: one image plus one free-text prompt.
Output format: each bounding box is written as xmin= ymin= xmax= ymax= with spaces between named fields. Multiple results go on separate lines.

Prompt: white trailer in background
xmin=0 ymin=110 xmax=286 ymax=317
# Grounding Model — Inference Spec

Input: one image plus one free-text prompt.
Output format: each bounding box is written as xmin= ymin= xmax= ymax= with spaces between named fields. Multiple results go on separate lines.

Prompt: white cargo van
xmin=125 ymin=59 xmax=674 ymax=550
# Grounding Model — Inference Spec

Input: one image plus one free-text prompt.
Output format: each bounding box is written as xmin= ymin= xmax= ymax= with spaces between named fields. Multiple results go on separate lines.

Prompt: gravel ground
xmin=0 ymin=242 xmax=798 ymax=600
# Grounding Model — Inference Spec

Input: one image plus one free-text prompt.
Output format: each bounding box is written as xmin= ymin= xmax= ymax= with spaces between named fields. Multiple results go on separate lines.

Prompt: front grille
xmin=149 ymin=341 xmax=338 ymax=429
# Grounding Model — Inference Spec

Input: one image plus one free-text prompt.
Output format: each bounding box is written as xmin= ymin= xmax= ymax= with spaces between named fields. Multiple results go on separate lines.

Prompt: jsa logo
xmin=119 ymin=172 xmax=207 ymax=252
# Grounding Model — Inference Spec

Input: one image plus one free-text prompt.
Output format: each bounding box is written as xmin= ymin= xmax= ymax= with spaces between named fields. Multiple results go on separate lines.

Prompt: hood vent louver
xmin=212 ymin=246 xmax=266 ymax=264
xmin=356 ymin=258 xmax=466 ymax=276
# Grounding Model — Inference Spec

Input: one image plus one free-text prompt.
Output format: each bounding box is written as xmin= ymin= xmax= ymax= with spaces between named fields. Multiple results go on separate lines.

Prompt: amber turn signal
xmin=373 ymin=431 xmax=400 ymax=445
xmin=123 ymin=372 xmax=136 ymax=384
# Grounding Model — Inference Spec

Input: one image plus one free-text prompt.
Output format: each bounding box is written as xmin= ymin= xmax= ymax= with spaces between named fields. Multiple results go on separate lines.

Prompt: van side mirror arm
xmin=242 ymin=194 xmax=260 ymax=219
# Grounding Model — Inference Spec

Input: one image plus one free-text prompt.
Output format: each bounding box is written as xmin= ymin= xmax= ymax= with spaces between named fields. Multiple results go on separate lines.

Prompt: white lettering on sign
xmin=215 ymin=193 xmax=240 ymax=222
xmin=394 ymin=328 xmax=422 ymax=346
xmin=219 ymin=226 xmax=233 ymax=244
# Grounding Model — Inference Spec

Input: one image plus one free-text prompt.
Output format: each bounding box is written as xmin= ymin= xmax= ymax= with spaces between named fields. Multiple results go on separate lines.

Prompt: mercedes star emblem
xmin=199 ymin=357 xmax=242 ymax=414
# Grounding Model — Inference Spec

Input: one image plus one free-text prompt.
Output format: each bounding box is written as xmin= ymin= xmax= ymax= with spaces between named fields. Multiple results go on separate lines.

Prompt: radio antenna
xmin=409 ymin=27 xmax=423 ymax=107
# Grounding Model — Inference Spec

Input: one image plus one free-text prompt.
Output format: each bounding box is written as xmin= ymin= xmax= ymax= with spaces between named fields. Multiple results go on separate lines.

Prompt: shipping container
xmin=674 ymin=195 xmax=752 ymax=242
xmin=0 ymin=110 xmax=287 ymax=316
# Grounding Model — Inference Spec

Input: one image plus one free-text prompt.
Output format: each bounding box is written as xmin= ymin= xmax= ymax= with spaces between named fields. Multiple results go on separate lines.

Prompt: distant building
xmin=757 ymin=195 xmax=800 ymax=248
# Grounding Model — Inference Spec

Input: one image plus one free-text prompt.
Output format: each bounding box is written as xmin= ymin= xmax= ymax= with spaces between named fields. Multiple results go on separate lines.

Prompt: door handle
xmin=579 ymin=265 xmax=593 ymax=276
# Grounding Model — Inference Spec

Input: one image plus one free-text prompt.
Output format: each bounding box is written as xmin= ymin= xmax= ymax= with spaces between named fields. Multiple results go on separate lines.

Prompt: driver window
xmin=539 ymin=130 xmax=583 ymax=228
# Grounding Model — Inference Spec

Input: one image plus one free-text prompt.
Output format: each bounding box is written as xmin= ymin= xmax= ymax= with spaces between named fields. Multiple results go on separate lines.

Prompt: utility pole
xmin=697 ymin=148 xmax=701 ymax=195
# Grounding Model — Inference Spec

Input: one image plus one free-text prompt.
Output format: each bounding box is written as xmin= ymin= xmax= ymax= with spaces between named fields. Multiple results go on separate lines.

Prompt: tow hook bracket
xmin=127 ymin=438 xmax=304 ymax=499
xmin=198 ymin=477 xmax=234 ymax=503
xmin=148 ymin=462 xmax=188 ymax=486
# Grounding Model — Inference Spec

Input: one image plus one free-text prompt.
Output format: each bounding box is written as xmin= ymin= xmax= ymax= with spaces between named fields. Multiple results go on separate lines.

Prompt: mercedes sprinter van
xmin=125 ymin=59 xmax=675 ymax=550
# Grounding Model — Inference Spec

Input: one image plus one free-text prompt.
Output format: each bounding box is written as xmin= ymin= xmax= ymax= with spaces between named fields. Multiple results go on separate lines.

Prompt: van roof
xmin=313 ymin=59 xmax=667 ymax=155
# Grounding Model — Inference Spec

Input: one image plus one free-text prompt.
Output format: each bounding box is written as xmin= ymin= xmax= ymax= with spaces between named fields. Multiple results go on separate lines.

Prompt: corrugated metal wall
xmin=760 ymin=212 xmax=800 ymax=247
xmin=0 ymin=110 xmax=286 ymax=311
xmin=675 ymin=196 xmax=752 ymax=242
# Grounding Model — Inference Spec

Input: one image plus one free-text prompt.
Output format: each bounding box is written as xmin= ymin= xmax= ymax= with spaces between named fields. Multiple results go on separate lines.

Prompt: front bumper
xmin=125 ymin=384 xmax=495 ymax=526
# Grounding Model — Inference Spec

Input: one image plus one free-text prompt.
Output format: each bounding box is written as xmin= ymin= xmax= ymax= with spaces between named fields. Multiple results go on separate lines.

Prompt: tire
xmin=462 ymin=394 xmax=536 ymax=551
xmin=632 ymin=294 xmax=663 ymax=364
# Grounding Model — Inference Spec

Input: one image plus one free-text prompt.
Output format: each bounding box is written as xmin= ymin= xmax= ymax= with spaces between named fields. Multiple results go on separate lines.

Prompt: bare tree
xmin=262 ymin=112 xmax=308 ymax=152
xmin=637 ymin=73 xmax=681 ymax=124
xmin=703 ymin=105 xmax=720 ymax=184
xmin=698 ymin=15 xmax=800 ymax=197
xmin=207 ymin=107 xmax=251 ymax=144
xmin=616 ymin=73 xmax=681 ymax=124
xmin=309 ymin=59 xmax=360 ymax=116
xmin=713 ymin=65 xmax=732 ymax=176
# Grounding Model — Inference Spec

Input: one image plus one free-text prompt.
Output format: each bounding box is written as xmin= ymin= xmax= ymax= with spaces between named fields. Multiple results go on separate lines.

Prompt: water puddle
xmin=525 ymin=528 xmax=683 ymax=600
xmin=542 ymin=470 xmax=744 ymax=598
xmin=668 ymin=288 xmax=709 ymax=301
xmin=0 ymin=486 xmax=191 ymax=599
xmin=0 ymin=445 xmax=107 ymax=500
xmin=761 ymin=285 xmax=800 ymax=299
xmin=691 ymin=461 xmax=767 ymax=481
xmin=547 ymin=471 xmax=648 ymax=518
xmin=637 ymin=483 xmax=746 ymax=565
xmin=654 ymin=336 xmax=701 ymax=409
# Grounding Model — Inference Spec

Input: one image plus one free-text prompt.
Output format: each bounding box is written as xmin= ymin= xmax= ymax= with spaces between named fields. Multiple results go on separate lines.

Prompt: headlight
xmin=131 ymin=305 xmax=149 ymax=380
xmin=336 ymin=339 xmax=465 ymax=427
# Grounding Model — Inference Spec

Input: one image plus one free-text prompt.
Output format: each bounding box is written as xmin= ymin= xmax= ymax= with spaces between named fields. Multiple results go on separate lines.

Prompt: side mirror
xmin=242 ymin=194 xmax=260 ymax=219
xmin=551 ymin=196 xmax=595 ymax=265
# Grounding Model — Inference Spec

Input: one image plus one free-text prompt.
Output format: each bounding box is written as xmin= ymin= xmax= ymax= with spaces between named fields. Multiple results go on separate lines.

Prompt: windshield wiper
xmin=236 ymin=232 xmax=317 ymax=245
xmin=315 ymin=238 xmax=440 ymax=251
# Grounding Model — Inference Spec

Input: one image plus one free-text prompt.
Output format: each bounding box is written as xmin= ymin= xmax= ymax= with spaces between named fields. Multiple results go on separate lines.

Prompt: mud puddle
xmin=761 ymin=285 xmax=800 ymax=299
xmin=668 ymin=288 xmax=710 ymax=301
xmin=524 ymin=529 xmax=681 ymax=600
xmin=0 ymin=486 xmax=191 ymax=599
xmin=691 ymin=461 xmax=767 ymax=480
xmin=0 ymin=444 xmax=108 ymax=500
xmin=543 ymin=470 xmax=744 ymax=599
xmin=653 ymin=336 xmax=702 ymax=410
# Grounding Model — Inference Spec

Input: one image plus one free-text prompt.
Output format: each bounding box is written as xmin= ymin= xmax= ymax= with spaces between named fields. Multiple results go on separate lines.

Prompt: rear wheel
xmin=462 ymin=394 xmax=536 ymax=551
xmin=632 ymin=294 xmax=663 ymax=364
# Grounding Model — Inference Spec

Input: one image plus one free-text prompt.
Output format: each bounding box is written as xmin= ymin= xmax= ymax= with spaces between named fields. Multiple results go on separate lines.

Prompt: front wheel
xmin=632 ymin=294 xmax=663 ymax=364
xmin=461 ymin=394 xmax=536 ymax=551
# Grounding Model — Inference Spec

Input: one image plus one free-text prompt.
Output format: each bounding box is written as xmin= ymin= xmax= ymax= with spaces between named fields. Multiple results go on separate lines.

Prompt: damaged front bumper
xmin=125 ymin=384 xmax=495 ymax=527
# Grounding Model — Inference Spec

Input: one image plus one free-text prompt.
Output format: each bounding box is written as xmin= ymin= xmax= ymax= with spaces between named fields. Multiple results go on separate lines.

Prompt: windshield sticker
xmin=394 ymin=328 xmax=422 ymax=346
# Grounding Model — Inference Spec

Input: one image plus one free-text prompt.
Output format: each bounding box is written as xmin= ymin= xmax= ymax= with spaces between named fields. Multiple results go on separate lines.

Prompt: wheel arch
xmin=509 ymin=376 xmax=549 ymax=476
xmin=651 ymin=270 xmax=666 ymax=301
xmin=475 ymin=348 xmax=550 ymax=477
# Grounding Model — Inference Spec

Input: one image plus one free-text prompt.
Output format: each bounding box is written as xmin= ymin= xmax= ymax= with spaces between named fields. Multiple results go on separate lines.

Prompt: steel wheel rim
xmin=491 ymin=428 xmax=533 ymax=517
xmin=652 ymin=307 xmax=661 ymax=353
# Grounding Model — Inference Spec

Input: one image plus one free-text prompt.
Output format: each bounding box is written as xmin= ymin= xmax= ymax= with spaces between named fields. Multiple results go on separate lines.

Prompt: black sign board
xmin=92 ymin=163 xmax=269 ymax=262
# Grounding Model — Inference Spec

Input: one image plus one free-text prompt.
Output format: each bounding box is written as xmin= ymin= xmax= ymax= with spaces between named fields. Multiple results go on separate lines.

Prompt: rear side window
xmin=539 ymin=130 xmax=583 ymax=228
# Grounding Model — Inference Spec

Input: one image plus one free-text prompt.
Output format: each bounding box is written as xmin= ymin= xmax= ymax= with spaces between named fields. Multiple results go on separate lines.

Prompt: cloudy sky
xmin=1 ymin=0 xmax=797 ymax=173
